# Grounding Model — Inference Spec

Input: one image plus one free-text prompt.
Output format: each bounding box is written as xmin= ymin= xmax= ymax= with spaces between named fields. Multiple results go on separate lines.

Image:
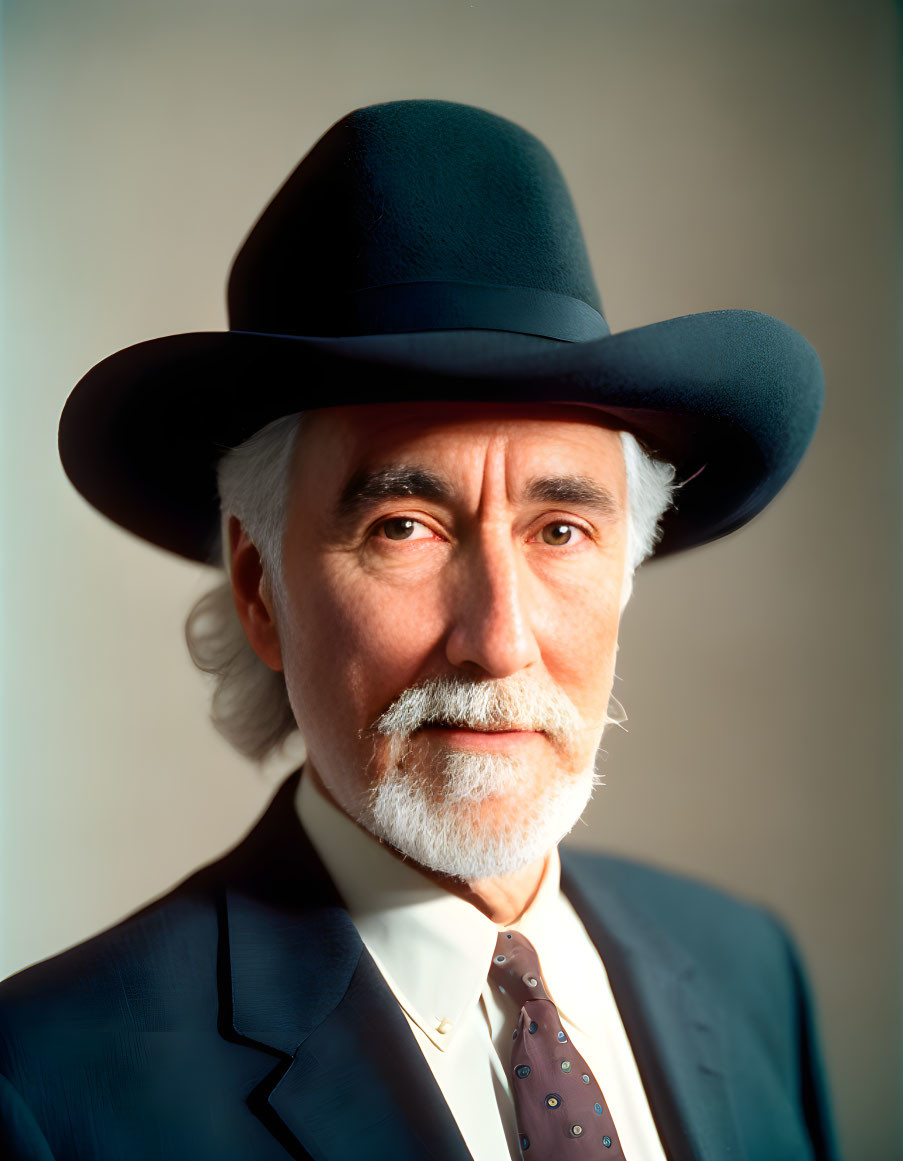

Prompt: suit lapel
xmin=268 ymin=952 xmax=473 ymax=1161
xmin=561 ymin=851 xmax=745 ymax=1161
xmin=219 ymin=771 xmax=472 ymax=1161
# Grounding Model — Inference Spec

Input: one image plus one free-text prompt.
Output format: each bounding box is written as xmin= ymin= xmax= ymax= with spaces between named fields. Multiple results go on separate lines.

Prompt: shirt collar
xmin=294 ymin=769 xmax=562 ymax=1050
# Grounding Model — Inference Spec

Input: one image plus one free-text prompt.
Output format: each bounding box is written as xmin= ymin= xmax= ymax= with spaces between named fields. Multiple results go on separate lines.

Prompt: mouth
xmin=417 ymin=723 xmax=544 ymax=751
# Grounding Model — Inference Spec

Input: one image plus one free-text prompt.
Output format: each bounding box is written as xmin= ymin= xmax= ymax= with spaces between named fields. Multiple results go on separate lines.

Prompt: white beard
xmin=357 ymin=674 xmax=606 ymax=880
xmin=364 ymin=748 xmax=600 ymax=880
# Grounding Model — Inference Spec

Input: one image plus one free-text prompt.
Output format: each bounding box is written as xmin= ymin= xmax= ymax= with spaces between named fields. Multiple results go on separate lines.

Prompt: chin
xmin=360 ymin=747 xmax=599 ymax=881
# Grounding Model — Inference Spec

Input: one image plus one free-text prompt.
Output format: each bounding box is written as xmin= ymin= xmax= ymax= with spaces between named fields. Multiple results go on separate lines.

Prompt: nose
xmin=444 ymin=528 xmax=542 ymax=678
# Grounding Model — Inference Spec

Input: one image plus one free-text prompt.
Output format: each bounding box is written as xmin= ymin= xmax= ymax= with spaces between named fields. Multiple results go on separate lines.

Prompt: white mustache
xmin=371 ymin=674 xmax=588 ymax=743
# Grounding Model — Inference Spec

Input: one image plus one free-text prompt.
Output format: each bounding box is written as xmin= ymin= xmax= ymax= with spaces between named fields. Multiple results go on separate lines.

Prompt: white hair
xmin=619 ymin=427 xmax=677 ymax=606
xmin=185 ymin=411 xmax=675 ymax=761
xmin=184 ymin=414 xmax=301 ymax=761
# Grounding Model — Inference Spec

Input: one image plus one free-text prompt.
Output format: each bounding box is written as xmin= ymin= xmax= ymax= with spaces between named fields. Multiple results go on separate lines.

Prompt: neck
xmin=446 ymin=855 xmax=550 ymax=926
xmin=306 ymin=763 xmax=551 ymax=926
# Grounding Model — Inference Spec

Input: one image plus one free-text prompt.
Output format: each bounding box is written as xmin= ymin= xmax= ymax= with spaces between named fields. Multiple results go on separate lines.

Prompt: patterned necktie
xmin=490 ymin=930 xmax=625 ymax=1158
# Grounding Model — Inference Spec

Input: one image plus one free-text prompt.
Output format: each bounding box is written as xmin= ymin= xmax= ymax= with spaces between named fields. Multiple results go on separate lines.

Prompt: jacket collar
xmin=219 ymin=771 xmax=741 ymax=1161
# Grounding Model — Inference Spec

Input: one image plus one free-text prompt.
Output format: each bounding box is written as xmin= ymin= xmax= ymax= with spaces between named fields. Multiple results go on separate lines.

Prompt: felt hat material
xmin=58 ymin=100 xmax=823 ymax=563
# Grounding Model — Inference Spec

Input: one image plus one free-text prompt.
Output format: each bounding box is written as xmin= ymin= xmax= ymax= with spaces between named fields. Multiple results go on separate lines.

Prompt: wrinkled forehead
xmin=289 ymin=401 xmax=628 ymax=502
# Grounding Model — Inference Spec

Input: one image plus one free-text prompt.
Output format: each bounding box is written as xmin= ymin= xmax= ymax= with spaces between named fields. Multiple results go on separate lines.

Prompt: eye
xmin=539 ymin=522 xmax=586 ymax=546
xmin=376 ymin=517 xmax=433 ymax=541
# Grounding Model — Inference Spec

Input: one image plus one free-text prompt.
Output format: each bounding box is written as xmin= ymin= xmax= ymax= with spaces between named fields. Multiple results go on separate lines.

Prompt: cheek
xmin=278 ymin=556 xmax=446 ymax=732
xmin=536 ymin=571 xmax=623 ymax=716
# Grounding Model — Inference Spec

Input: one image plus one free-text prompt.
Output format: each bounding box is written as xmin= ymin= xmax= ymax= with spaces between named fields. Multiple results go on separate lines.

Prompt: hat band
xmin=344 ymin=280 xmax=609 ymax=342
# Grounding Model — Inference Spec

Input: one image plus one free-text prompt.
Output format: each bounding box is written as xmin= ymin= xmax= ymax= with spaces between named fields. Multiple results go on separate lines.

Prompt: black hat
xmin=58 ymin=99 xmax=823 ymax=563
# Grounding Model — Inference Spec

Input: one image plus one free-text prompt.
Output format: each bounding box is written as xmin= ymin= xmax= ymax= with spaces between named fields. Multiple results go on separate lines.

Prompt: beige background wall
xmin=2 ymin=1 xmax=900 ymax=1157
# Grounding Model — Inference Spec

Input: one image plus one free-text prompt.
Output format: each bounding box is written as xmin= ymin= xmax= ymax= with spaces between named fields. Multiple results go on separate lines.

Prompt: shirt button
xmin=436 ymin=1018 xmax=453 ymax=1034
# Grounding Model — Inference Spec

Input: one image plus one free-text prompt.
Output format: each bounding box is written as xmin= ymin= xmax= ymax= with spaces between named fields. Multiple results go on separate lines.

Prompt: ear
xmin=228 ymin=516 xmax=284 ymax=672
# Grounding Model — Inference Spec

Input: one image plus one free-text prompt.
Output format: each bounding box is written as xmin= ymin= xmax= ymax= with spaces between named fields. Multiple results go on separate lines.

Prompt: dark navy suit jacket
xmin=0 ymin=771 xmax=838 ymax=1160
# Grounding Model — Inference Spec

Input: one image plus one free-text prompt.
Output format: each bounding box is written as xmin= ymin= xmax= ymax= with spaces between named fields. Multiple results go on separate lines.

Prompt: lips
xmin=416 ymin=723 xmax=544 ymax=750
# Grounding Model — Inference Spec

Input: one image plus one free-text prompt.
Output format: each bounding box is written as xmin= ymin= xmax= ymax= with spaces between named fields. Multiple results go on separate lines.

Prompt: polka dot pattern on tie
xmin=490 ymin=930 xmax=625 ymax=1159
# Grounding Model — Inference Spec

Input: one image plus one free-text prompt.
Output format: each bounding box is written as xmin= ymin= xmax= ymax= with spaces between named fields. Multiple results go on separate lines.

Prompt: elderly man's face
xmin=255 ymin=402 xmax=628 ymax=878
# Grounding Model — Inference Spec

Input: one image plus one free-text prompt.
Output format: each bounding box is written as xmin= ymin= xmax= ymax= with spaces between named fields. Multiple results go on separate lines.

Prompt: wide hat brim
xmin=58 ymin=306 xmax=822 ymax=565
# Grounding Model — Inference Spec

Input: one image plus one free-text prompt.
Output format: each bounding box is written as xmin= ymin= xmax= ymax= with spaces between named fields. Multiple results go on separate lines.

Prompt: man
xmin=0 ymin=100 xmax=837 ymax=1160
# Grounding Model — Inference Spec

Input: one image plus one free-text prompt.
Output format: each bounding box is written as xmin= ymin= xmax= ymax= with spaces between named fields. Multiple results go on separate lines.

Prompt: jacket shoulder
xmin=0 ymin=771 xmax=294 ymax=1018
xmin=0 ymin=861 xmax=223 ymax=1059
xmin=560 ymin=848 xmax=840 ymax=1160
xmin=561 ymin=846 xmax=799 ymax=987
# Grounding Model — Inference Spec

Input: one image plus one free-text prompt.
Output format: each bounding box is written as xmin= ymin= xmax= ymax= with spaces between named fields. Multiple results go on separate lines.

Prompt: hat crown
xmin=227 ymin=100 xmax=603 ymax=337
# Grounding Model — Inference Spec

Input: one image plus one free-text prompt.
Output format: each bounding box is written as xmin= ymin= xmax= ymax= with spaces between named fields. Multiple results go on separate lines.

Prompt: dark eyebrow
xmin=524 ymin=474 xmax=620 ymax=516
xmin=335 ymin=465 xmax=452 ymax=524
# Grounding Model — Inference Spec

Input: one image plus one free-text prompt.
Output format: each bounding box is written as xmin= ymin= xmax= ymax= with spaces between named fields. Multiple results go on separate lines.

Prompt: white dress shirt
xmin=296 ymin=770 xmax=668 ymax=1161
